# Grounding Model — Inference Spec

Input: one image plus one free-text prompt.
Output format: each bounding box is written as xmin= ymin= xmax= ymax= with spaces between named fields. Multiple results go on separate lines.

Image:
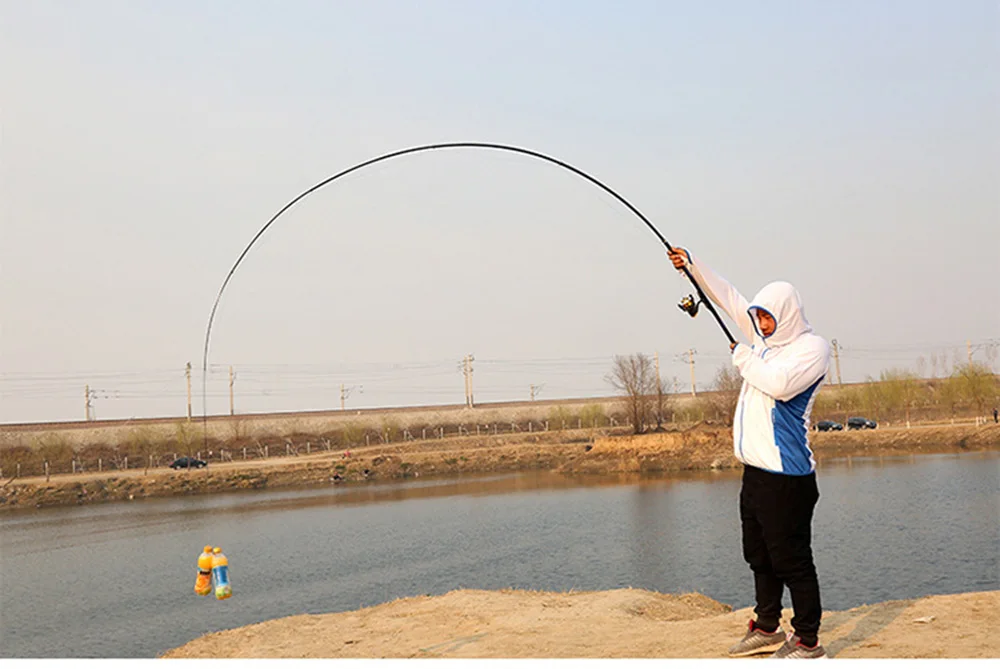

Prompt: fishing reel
xmin=677 ymin=294 xmax=702 ymax=318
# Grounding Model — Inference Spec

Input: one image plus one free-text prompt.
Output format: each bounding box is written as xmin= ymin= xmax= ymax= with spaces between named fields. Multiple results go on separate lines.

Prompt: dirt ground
xmin=161 ymin=587 xmax=999 ymax=659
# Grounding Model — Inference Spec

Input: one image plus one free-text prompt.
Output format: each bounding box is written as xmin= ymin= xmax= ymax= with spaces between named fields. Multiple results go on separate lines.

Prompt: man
xmin=668 ymin=247 xmax=831 ymax=659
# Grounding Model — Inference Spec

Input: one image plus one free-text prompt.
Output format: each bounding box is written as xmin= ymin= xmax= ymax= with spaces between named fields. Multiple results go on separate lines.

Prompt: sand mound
xmin=161 ymin=588 xmax=999 ymax=659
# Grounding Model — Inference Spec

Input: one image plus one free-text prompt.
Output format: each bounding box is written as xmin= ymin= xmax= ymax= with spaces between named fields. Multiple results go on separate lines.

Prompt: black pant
xmin=740 ymin=465 xmax=822 ymax=640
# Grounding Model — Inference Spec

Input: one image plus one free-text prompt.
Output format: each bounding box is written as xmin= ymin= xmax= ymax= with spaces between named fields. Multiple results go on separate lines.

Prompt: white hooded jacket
xmin=685 ymin=252 xmax=830 ymax=475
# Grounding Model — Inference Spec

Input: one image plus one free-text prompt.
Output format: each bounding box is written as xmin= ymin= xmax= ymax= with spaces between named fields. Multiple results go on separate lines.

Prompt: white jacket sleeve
xmin=685 ymin=252 xmax=756 ymax=342
xmin=732 ymin=339 xmax=829 ymax=401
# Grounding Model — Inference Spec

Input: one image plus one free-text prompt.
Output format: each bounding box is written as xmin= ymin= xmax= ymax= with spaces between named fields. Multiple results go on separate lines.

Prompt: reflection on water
xmin=0 ymin=452 xmax=996 ymax=658
xmin=1 ymin=468 xmax=742 ymax=558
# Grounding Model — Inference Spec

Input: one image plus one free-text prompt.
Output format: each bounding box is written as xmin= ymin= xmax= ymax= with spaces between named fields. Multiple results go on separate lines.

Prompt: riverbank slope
xmin=3 ymin=423 xmax=997 ymax=510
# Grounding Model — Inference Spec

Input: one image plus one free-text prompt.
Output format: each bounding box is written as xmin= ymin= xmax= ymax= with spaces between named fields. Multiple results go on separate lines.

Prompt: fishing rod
xmin=200 ymin=142 xmax=735 ymax=442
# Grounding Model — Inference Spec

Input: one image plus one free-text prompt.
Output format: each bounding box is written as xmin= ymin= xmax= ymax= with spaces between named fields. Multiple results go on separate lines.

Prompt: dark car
xmin=847 ymin=417 xmax=878 ymax=430
xmin=814 ymin=420 xmax=843 ymax=432
xmin=170 ymin=456 xmax=207 ymax=469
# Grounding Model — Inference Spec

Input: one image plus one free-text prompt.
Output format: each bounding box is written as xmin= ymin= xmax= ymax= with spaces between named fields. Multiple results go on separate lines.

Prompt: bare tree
xmin=937 ymin=375 xmax=963 ymax=421
xmin=228 ymin=416 xmax=251 ymax=442
xmin=709 ymin=364 xmax=743 ymax=426
xmin=955 ymin=363 xmax=999 ymax=417
xmin=127 ymin=427 xmax=157 ymax=474
xmin=861 ymin=377 xmax=886 ymax=422
xmin=880 ymin=369 xmax=920 ymax=426
xmin=654 ymin=375 xmax=677 ymax=431
xmin=607 ymin=354 xmax=657 ymax=434
xmin=985 ymin=342 xmax=999 ymax=373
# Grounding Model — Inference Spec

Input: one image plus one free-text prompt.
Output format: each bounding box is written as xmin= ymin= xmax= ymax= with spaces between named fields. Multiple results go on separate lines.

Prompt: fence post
xmin=545 ymin=421 xmax=549 ymax=431
xmin=528 ymin=421 xmax=532 ymax=432
xmin=17 ymin=463 xmax=21 ymax=478
xmin=72 ymin=460 xmax=77 ymax=474
xmin=98 ymin=459 xmax=102 ymax=472
xmin=45 ymin=461 xmax=50 ymax=481
xmin=124 ymin=456 xmax=128 ymax=470
xmin=422 ymin=428 xmax=426 ymax=440
xmin=306 ymin=442 xmax=311 ymax=454
xmin=366 ymin=434 xmax=370 ymax=446
xmin=578 ymin=418 xmax=582 ymax=429
xmin=477 ymin=425 xmax=480 ymax=436
xmin=494 ymin=423 xmax=498 ymax=435
xmin=243 ymin=447 xmax=247 ymax=460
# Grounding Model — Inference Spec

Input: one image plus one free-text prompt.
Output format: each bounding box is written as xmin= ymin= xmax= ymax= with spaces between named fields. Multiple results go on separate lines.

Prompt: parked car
xmin=814 ymin=420 xmax=843 ymax=432
xmin=170 ymin=456 xmax=207 ymax=469
xmin=847 ymin=417 xmax=878 ymax=430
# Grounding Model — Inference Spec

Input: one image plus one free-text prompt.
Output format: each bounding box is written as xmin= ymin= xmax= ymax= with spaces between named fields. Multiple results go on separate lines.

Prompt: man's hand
xmin=667 ymin=247 xmax=689 ymax=271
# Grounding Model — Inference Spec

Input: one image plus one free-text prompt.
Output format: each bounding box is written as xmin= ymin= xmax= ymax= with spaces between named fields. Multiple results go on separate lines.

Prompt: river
xmin=1 ymin=451 xmax=997 ymax=657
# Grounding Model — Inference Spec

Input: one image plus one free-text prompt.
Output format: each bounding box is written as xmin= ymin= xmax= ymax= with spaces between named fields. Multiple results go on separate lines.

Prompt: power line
xmin=4 ymin=337 xmax=997 ymax=422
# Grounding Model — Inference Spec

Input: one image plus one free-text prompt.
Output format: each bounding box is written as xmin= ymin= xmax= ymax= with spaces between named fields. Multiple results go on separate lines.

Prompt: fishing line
xmin=200 ymin=142 xmax=735 ymax=448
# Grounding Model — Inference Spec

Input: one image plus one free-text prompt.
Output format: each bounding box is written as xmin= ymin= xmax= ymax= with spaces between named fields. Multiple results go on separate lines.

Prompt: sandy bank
xmin=161 ymin=587 xmax=999 ymax=658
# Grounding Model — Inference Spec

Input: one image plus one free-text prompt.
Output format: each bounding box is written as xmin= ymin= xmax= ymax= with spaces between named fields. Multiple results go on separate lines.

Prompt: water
xmin=1 ymin=452 xmax=997 ymax=658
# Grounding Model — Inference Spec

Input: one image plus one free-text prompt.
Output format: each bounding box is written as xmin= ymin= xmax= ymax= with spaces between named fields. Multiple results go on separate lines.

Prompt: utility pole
xmin=185 ymin=362 xmax=192 ymax=421
xmin=831 ymin=339 xmax=843 ymax=385
xmin=687 ymin=349 xmax=697 ymax=397
xmin=339 ymin=384 xmax=360 ymax=410
xmin=466 ymin=354 xmax=475 ymax=408
xmin=967 ymin=339 xmax=973 ymax=367
xmin=655 ymin=351 xmax=661 ymax=381
xmin=229 ymin=366 xmax=235 ymax=416
xmin=460 ymin=354 xmax=476 ymax=408
xmin=462 ymin=355 xmax=470 ymax=407
xmin=530 ymin=384 xmax=544 ymax=401
xmin=85 ymin=385 xmax=92 ymax=421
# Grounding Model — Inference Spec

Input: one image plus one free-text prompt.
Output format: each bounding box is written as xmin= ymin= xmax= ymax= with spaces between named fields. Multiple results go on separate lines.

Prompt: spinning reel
xmin=677 ymin=294 xmax=702 ymax=318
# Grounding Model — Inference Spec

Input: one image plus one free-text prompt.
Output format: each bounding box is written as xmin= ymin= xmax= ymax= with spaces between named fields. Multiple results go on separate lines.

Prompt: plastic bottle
xmin=194 ymin=545 xmax=213 ymax=596
xmin=211 ymin=546 xmax=232 ymax=600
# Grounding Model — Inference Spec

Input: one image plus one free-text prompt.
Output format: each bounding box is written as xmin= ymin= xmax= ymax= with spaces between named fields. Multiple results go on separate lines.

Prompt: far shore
xmin=1 ymin=422 xmax=997 ymax=510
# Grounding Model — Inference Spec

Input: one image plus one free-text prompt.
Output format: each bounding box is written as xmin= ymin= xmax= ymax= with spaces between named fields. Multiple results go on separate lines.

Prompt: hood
xmin=748 ymin=281 xmax=813 ymax=347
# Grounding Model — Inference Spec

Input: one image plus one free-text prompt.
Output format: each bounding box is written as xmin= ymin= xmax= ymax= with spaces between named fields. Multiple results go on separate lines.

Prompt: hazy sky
xmin=2 ymin=0 xmax=997 ymax=423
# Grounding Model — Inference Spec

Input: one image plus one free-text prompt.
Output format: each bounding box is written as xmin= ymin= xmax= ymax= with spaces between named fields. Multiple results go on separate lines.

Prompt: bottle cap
xmin=213 ymin=547 xmax=221 ymax=554
xmin=204 ymin=545 xmax=212 ymax=553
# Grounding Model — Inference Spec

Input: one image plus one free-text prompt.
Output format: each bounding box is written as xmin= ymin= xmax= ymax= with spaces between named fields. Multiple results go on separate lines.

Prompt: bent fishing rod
xmin=200 ymin=142 xmax=735 ymax=443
